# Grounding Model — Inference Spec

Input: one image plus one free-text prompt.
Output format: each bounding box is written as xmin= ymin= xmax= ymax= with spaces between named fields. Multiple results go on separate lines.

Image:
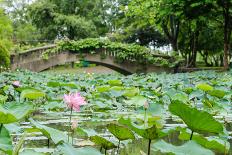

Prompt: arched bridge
xmin=10 ymin=45 xmax=178 ymax=75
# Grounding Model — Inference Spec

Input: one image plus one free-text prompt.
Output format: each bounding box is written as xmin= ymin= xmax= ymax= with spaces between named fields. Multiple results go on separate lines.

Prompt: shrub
xmin=0 ymin=42 xmax=10 ymax=68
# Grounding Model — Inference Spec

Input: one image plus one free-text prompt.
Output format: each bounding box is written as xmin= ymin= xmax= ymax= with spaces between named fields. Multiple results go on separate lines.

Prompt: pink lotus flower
xmin=12 ymin=81 xmax=20 ymax=87
xmin=63 ymin=92 xmax=87 ymax=111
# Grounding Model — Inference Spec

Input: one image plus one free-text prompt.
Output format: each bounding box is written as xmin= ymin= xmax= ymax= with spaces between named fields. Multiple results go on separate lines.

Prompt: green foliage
xmin=29 ymin=118 xmax=68 ymax=144
xmin=0 ymin=126 xmax=12 ymax=154
xmin=0 ymin=9 xmax=12 ymax=69
xmin=90 ymin=135 xmax=117 ymax=150
xmin=0 ymin=42 xmax=10 ymax=68
xmin=0 ymin=69 xmax=231 ymax=154
xmin=107 ymin=123 xmax=135 ymax=141
xmin=169 ymin=100 xmax=223 ymax=134
xmin=28 ymin=0 xmax=107 ymax=40
xmin=20 ymin=89 xmax=46 ymax=101
xmin=178 ymin=129 xmax=230 ymax=153
xmin=0 ymin=102 xmax=33 ymax=124
xmin=56 ymin=142 xmax=102 ymax=155
xmin=119 ymin=117 xmax=159 ymax=140
xmin=43 ymin=38 xmax=178 ymax=67
xmin=152 ymin=140 xmax=214 ymax=155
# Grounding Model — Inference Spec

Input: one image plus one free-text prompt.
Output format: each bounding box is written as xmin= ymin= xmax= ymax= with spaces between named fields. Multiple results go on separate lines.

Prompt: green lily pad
xmin=19 ymin=149 xmax=46 ymax=155
xmin=152 ymin=140 xmax=214 ymax=155
xmin=0 ymin=95 xmax=7 ymax=103
xmin=178 ymin=129 xmax=230 ymax=153
xmin=108 ymin=80 xmax=122 ymax=86
xmin=196 ymin=83 xmax=213 ymax=92
xmin=20 ymin=89 xmax=46 ymax=100
xmin=118 ymin=117 xmax=159 ymax=140
xmin=208 ymin=89 xmax=226 ymax=98
xmin=57 ymin=142 xmax=102 ymax=155
xmin=29 ymin=118 xmax=67 ymax=145
xmin=169 ymin=100 xmax=223 ymax=134
xmin=0 ymin=102 xmax=33 ymax=124
xmin=90 ymin=135 xmax=117 ymax=150
xmin=75 ymin=128 xmax=97 ymax=138
xmin=47 ymin=81 xmax=60 ymax=87
xmin=125 ymin=96 xmax=147 ymax=107
xmin=123 ymin=87 xmax=139 ymax=98
xmin=107 ymin=123 xmax=135 ymax=141
xmin=0 ymin=126 xmax=12 ymax=154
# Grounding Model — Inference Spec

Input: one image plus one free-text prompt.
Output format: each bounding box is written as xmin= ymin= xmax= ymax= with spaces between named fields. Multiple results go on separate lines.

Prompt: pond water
xmin=16 ymin=108 xmax=232 ymax=155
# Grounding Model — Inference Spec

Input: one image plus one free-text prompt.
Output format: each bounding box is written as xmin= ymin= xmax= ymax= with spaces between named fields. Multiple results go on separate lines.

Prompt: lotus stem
xmin=72 ymin=131 xmax=74 ymax=145
xmin=0 ymin=124 xmax=2 ymax=134
xmin=148 ymin=139 xmax=152 ymax=155
xmin=190 ymin=131 xmax=194 ymax=140
xmin=68 ymin=106 xmax=73 ymax=143
xmin=144 ymin=109 xmax=147 ymax=128
xmin=105 ymin=149 xmax=107 ymax=155
xmin=117 ymin=140 xmax=121 ymax=154
xmin=47 ymin=138 xmax=50 ymax=148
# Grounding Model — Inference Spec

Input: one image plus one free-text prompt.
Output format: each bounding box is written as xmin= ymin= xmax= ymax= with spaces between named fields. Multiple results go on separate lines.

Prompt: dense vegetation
xmin=0 ymin=70 xmax=231 ymax=154
xmin=0 ymin=0 xmax=232 ymax=69
xmin=41 ymin=38 xmax=180 ymax=67
xmin=0 ymin=1 xmax=232 ymax=155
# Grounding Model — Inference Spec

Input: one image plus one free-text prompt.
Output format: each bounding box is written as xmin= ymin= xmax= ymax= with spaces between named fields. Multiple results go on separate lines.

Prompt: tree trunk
xmin=223 ymin=2 xmax=230 ymax=70
xmin=162 ymin=15 xmax=180 ymax=52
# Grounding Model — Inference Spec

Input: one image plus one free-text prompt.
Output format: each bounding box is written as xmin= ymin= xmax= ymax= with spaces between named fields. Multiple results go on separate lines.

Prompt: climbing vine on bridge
xmin=42 ymin=38 xmax=180 ymax=67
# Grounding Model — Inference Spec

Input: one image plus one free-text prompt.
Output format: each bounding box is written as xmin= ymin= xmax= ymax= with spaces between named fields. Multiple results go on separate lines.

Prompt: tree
xmin=28 ymin=0 xmax=108 ymax=40
xmin=125 ymin=0 xmax=182 ymax=52
xmin=216 ymin=0 xmax=232 ymax=69
xmin=0 ymin=7 xmax=13 ymax=68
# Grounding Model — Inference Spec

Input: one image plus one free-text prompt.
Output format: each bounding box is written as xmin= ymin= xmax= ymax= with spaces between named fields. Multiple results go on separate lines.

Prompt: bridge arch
xmin=10 ymin=44 xmax=176 ymax=75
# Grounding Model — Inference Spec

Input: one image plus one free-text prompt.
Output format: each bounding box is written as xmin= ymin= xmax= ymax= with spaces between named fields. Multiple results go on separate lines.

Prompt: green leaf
xmin=60 ymin=83 xmax=77 ymax=89
xmin=108 ymin=80 xmax=122 ymax=86
xmin=107 ymin=123 xmax=135 ymax=141
xmin=208 ymin=90 xmax=226 ymax=98
xmin=118 ymin=117 xmax=159 ymax=140
xmin=0 ymin=95 xmax=7 ymax=103
xmin=29 ymin=118 xmax=67 ymax=145
xmin=169 ymin=100 xmax=223 ymax=134
xmin=152 ymin=140 xmax=214 ymax=155
xmin=20 ymin=89 xmax=46 ymax=100
xmin=196 ymin=83 xmax=213 ymax=92
xmin=171 ymin=92 xmax=189 ymax=103
xmin=57 ymin=142 xmax=102 ymax=155
xmin=19 ymin=149 xmax=46 ymax=155
xmin=96 ymin=86 xmax=110 ymax=92
xmin=178 ymin=129 xmax=230 ymax=153
xmin=0 ymin=102 xmax=33 ymax=124
xmin=75 ymin=128 xmax=97 ymax=138
xmin=0 ymin=126 xmax=12 ymax=154
xmin=90 ymin=135 xmax=117 ymax=150
xmin=123 ymin=87 xmax=139 ymax=98
xmin=47 ymin=81 xmax=60 ymax=87
xmin=125 ymin=96 xmax=147 ymax=107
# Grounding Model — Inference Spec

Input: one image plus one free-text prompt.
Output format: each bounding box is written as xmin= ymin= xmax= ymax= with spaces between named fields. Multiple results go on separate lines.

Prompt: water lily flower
xmin=12 ymin=81 xmax=20 ymax=87
xmin=63 ymin=92 xmax=87 ymax=112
